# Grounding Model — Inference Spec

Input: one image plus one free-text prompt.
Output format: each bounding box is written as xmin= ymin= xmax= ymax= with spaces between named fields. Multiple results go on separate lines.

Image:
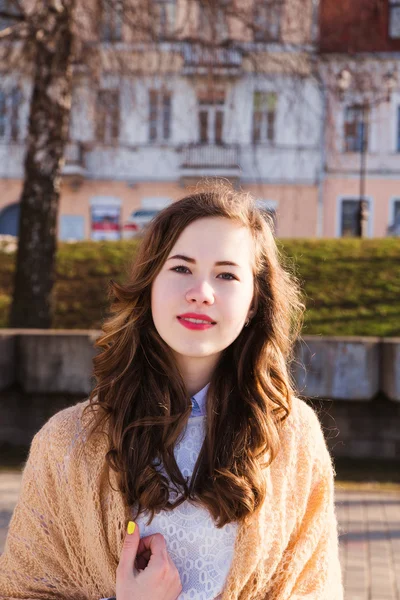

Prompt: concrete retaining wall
xmin=0 ymin=330 xmax=100 ymax=394
xmin=1 ymin=330 xmax=399 ymax=401
xmin=0 ymin=330 xmax=399 ymax=460
xmin=381 ymin=339 xmax=400 ymax=402
xmin=17 ymin=330 xmax=99 ymax=394
xmin=294 ymin=336 xmax=382 ymax=401
xmin=0 ymin=334 xmax=15 ymax=390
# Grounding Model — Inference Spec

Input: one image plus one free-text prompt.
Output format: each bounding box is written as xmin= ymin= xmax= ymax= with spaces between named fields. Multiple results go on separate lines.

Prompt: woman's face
xmin=151 ymin=216 xmax=256 ymax=367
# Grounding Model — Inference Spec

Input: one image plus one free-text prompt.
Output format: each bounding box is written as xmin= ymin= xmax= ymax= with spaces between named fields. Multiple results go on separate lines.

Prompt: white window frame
xmin=89 ymin=196 xmax=122 ymax=241
xmin=153 ymin=0 xmax=176 ymax=39
xmin=252 ymin=91 xmax=277 ymax=144
xmin=0 ymin=0 xmax=21 ymax=30
xmin=100 ymin=0 xmax=124 ymax=42
xmin=336 ymin=195 xmax=374 ymax=238
xmin=389 ymin=0 xmax=400 ymax=39
xmin=141 ymin=197 xmax=172 ymax=209
xmin=343 ymin=104 xmax=369 ymax=153
xmin=0 ymin=86 xmax=21 ymax=142
xmin=148 ymin=89 xmax=172 ymax=143
xmin=59 ymin=215 xmax=85 ymax=241
xmin=389 ymin=197 xmax=400 ymax=227
xmin=253 ymin=0 xmax=281 ymax=41
xmin=198 ymin=102 xmax=225 ymax=145
xmin=96 ymin=89 xmax=120 ymax=144
xmin=396 ymin=104 xmax=400 ymax=152
xmin=198 ymin=3 xmax=229 ymax=41
xmin=256 ymin=199 xmax=278 ymax=211
xmin=256 ymin=199 xmax=278 ymax=232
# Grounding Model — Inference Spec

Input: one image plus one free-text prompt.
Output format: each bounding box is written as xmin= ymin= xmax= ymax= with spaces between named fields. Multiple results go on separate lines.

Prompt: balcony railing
xmin=180 ymin=144 xmax=240 ymax=171
xmin=62 ymin=142 xmax=86 ymax=177
xmin=181 ymin=43 xmax=242 ymax=75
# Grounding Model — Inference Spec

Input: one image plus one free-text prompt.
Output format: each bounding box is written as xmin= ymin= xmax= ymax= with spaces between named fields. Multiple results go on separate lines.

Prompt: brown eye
xmin=171 ymin=265 xmax=191 ymax=274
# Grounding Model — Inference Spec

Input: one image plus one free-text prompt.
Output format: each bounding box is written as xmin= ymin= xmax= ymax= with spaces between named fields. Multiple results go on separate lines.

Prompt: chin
xmin=174 ymin=345 xmax=222 ymax=359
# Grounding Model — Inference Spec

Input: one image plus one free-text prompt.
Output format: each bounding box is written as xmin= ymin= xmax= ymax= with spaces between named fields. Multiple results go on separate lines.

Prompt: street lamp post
xmin=358 ymin=102 xmax=368 ymax=238
xmin=337 ymin=69 xmax=397 ymax=238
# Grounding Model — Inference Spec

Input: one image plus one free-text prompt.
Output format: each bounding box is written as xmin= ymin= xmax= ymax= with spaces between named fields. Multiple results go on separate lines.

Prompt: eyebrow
xmin=167 ymin=254 xmax=241 ymax=268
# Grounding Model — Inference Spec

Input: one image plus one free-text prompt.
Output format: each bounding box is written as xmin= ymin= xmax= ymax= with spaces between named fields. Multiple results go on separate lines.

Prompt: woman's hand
xmin=116 ymin=521 xmax=182 ymax=600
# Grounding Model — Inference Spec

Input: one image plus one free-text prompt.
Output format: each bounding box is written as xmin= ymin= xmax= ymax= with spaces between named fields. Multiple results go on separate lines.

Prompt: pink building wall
xmin=246 ymin=183 xmax=318 ymax=237
xmin=323 ymin=178 xmax=400 ymax=238
xmin=0 ymin=178 xmax=319 ymax=240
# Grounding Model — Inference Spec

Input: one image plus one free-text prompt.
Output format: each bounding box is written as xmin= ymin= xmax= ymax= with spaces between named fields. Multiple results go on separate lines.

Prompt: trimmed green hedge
xmin=0 ymin=238 xmax=399 ymax=336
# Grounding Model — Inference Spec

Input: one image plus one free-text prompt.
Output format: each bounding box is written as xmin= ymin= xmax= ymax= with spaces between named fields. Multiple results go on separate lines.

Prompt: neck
xmin=173 ymin=352 xmax=220 ymax=397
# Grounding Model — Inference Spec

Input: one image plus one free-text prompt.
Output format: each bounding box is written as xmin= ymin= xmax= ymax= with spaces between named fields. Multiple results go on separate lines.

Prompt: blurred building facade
xmin=319 ymin=0 xmax=400 ymax=237
xmin=0 ymin=0 xmax=399 ymax=239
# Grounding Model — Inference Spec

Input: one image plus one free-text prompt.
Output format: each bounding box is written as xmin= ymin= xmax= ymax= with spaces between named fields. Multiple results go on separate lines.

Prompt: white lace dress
xmin=133 ymin=415 xmax=238 ymax=600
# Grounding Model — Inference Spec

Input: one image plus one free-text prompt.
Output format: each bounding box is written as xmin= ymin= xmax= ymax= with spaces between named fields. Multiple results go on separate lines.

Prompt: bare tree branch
xmin=2 ymin=0 xmax=321 ymax=327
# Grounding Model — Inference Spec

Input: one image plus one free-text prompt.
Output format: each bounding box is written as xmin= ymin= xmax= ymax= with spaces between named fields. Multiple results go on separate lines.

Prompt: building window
xmin=90 ymin=197 xmax=121 ymax=241
xmin=388 ymin=199 xmax=400 ymax=235
xmin=198 ymin=3 xmax=229 ymax=41
xmin=100 ymin=0 xmax=123 ymax=42
xmin=252 ymin=92 xmax=277 ymax=144
xmin=59 ymin=215 xmax=85 ymax=241
xmin=394 ymin=199 xmax=400 ymax=222
xmin=141 ymin=197 xmax=171 ymax=209
xmin=153 ymin=0 xmax=176 ymax=39
xmin=256 ymin=199 xmax=278 ymax=232
xmin=340 ymin=198 xmax=370 ymax=237
xmin=397 ymin=106 xmax=400 ymax=152
xmin=389 ymin=1 xmax=400 ymax=39
xmin=0 ymin=87 xmax=21 ymax=141
xmin=253 ymin=0 xmax=281 ymax=42
xmin=96 ymin=90 xmax=120 ymax=144
xmin=344 ymin=105 xmax=369 ymax=153
xmin=149 ymin=90 xmax=171 ymax=142
xmin=0 ymin=0 xmax=21 ymax=31
xmin=198 ymin=89 xmax=225 ymax=145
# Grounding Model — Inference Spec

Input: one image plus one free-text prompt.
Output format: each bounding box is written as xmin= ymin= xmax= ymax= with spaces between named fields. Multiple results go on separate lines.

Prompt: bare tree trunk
xmin=9 ymin=3 xmax=74 ymax=328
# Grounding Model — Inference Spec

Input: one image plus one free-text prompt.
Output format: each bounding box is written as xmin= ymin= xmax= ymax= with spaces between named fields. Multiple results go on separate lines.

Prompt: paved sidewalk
xmin=336 ymin=487 xmax=400 ymax=600
xmin=1 ymin=471 xmax=400 ymax=599
xmin=0 ymin=471 xmax=22 ymax=556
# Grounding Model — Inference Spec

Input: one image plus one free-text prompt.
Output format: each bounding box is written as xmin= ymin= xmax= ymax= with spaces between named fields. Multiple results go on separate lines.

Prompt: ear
xmin=248 ymin=297 xmax=258 ymax=320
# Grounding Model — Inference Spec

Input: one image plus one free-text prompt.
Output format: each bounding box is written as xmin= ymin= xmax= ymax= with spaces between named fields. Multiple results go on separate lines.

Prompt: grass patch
xmin=0 ymin=238 xmax=399 ymax=334
xmin=279 ymin=238 xmax=400 ymax=336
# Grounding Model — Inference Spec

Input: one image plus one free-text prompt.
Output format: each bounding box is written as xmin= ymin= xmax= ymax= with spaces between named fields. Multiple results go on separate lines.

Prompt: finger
xmin=135 ymin=553 xmax=149 ymax=571
xmin=117 ymin=521 xmax=140 ymax=580
xmin=135 ymin=548 xmax=151 ymax=571
xmin=137 ymin=532 xmax=167 ymax=557
xmin=138 ymin=533 xmax=169 ymax=570
xmin=136 ymin=548 xmax=151 ymax=562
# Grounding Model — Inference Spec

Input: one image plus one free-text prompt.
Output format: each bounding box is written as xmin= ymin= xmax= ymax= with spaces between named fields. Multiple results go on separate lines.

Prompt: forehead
xmin=170 ymin=216 xmax=255 ymax=266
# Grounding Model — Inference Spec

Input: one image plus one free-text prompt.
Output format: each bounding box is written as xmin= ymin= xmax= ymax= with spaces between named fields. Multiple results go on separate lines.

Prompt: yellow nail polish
xmin=127 ymin=521 xmax=136 ymax=535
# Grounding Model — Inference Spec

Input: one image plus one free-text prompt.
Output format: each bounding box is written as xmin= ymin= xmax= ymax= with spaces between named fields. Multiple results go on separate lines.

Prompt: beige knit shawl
xmin=0 ymin=397 xmax=343 ymax=600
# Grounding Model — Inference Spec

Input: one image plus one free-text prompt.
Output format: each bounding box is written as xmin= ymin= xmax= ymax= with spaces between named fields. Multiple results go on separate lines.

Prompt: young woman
xmin=0 ymin=182 xmax=343 ymax=600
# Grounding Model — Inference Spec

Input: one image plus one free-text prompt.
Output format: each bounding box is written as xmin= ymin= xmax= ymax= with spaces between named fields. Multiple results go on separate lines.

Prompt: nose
xmin=185 ymin=280 xmax=215 ymax=305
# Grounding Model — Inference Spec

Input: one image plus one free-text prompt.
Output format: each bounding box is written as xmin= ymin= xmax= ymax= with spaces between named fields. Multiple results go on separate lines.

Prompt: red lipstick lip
xmin=178 ymin=313 xmax=216 ymax=323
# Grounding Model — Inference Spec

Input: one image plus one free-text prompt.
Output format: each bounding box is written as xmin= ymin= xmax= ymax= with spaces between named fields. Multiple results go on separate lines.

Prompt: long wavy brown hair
xmin=81 ymin=181 xmax=305 ymax=528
